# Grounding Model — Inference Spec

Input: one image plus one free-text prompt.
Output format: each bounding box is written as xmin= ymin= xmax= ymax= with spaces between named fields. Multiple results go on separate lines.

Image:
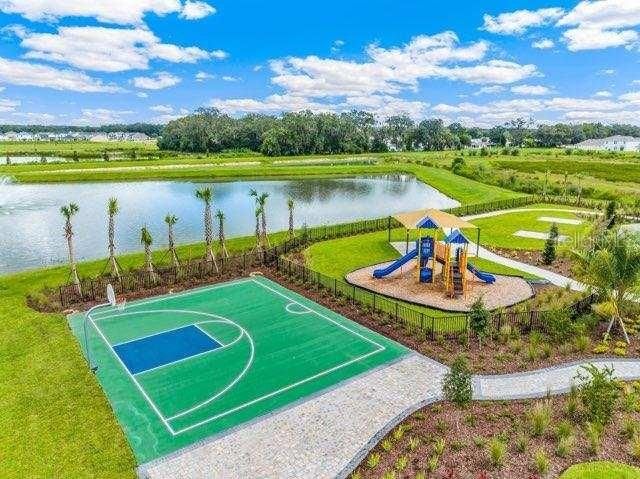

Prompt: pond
xmin=0 ymin=175 xmax=458 ymax=274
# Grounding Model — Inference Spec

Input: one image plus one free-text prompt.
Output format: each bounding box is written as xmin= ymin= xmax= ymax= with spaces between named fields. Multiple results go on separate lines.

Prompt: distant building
xmin=0 ymin=131 xmax=153 ymax=142
xmin=469 ymin=137 xmax=494 ymax=149
xmin=571 ymin=135 xmax=640 ymax=152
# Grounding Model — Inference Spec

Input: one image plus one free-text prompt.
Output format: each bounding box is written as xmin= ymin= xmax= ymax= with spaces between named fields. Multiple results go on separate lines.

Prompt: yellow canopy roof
xmin=393 ymin=208 xmax=477 ymax=230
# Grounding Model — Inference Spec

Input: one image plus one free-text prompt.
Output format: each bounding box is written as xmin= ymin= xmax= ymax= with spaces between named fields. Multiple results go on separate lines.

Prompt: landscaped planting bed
xmin=352 ymin=379 xmax=640 ymax=478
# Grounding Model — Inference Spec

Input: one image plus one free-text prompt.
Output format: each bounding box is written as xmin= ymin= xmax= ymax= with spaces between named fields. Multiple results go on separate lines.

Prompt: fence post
xmin=334 ymin=278 xmax=337 ymax=296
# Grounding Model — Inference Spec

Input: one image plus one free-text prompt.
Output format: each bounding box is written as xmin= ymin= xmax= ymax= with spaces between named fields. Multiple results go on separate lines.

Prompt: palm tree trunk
xmin=203 ymin=203 xmax=218 ymax=272
xmin=261 ymin=210 xmax=270 ymax=247
xmin=288 ymin=209 xmax=294 ymax=238
xmin=254 ymin=215 xmax=262 ymax=252
xmin=107 ymin=215 xmax=119 ymax=278
xmin=218 ymin=220 xmax=229 ymax=258
xmin=168 ymin=224 xmax=180 ymax=269
xmin=66 ymin=226 xmax=81 ymax=295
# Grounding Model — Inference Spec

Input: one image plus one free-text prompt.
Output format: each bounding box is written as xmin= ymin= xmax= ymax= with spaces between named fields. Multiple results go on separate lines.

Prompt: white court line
xmin=194 ymin=323 xmax=227 ymax=347
xmin=90 ymin=278 xmax=386 ymax=436
xmin=87 ymin=310 xmax=176 ymax=435
xmin=91 ymin=278 xmax=253 ymax=320
xmin=285 ymin=302 xmax=313 ymax=315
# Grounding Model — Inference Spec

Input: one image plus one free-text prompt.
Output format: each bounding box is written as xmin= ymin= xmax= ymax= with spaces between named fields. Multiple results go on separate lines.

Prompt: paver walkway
xmin=474 ymin=358 xmax=640 ymax=400
xmin=139 ymin=354 xmax=448 ymax=479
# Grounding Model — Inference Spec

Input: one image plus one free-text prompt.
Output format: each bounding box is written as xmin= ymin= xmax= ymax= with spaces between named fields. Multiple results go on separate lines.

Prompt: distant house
xmin=469 ymin=137 xmax=494 ymax=149
xmin=571 ymin=135 xmax=640 ymax=152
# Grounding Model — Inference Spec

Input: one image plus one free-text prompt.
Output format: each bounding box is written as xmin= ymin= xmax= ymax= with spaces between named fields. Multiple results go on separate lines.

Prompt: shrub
xmin=576 ymin=364 xmax=620 ymax=425
xmin=515 ymin=433 xmax=528 ymax=453
xmin=395 ymin=455 xmax=408 ymax=471
xmin=469 ymin=297 xmax=490 ymax=346
xmin=427 ymin=455 xmax=439 ymax=472
xmin=585 ymin=421 xmax=602 ymax=455
xmin=555 ymin=420 xmax=573 ymax=439
xmin=530 ymin=401 xmax=552 ymax=437
xmin=622 ymin=417 xmax=639 ymax=440
xmin=433 ymin=437 xmax=446 ymax=456
xmin=488 ymin=437 xmax=506 ymax=468
xmin=367 ymin=452 xmax=381 ymax=469
xmin=408 ymin=436 xmax=421 ymax=451
xmin=533 ymin=449 xmax=550 ymax=475
xmin=451 ymin=156 xmax=465 ymax=174
xmin=542 ymin=235 xmax=556 ymax=264
xmin=630 ymin=436 xmax=640 ymax=459
xmin=555 ymin=435 xmax=574 ymax=458
xmin=443 ymin=355 xmax=473 ymax=406
xmin=573 ymin=334 xmax=590 ymax=352
xmin=545 ymin=309 xmax=574 ymax=344
xmin=381 ymin=438 xmax=393 ymax=451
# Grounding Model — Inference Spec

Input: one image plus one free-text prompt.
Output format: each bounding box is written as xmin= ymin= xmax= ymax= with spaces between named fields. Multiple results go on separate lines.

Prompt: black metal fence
xmin=274 ymin=256 xmax=596 ymax=340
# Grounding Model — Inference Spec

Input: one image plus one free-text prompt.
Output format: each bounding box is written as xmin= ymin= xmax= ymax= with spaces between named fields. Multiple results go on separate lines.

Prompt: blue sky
xmin=0 ymin=0 xmax=639 ymax=126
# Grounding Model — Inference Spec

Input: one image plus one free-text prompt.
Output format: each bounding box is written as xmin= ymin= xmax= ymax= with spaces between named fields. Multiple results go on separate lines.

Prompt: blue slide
xmin=467 ymin=263 xmax=496 ymax=284
xmin=373 ymin=248 xmax=417 ymax=278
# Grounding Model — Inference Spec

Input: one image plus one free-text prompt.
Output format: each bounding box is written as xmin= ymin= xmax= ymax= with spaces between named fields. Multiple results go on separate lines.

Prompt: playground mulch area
xmin=345 ymin=259 xmax=534 ymax=312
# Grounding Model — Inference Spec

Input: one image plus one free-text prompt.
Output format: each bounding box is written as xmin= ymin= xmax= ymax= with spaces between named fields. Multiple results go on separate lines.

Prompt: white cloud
xmin=195 ymin=71 xmax=215 ymax=81
xmin=13 ymin=111 xmax=56 ymax=123
xmin=594 ymin=90 xmax=612 ymax=97
xmin=331 ymin=39 xmax=345 ymax=53
xmin=599 ymin=68 xmax=616 ymax=75
xmin=13 ymin=26 xmax=223 ymax=72
xmin=0 ymin=56 xmax=121 ymax=92
xmin=73 ymin=108 xmax=133 ymax=125
xmin=132 ymin=71 xmax=181 ymax=90
xmin=221 ymin=75 xmax=240 ymax=82
xmin=474 ymin=85 xmax=505 ymax=95
xmin=511 ymin=84 xmax=552 ymax=96
xmin=620 ymin=91 xmax=640 ymax=103
xmin=0 ymin=98 xmax=19 ymax=112
xmin=532 ymin=38 xmax=555 ymax=49
xmin=0 ymin=0 xmax=210 ymax=25
xmin=137 ymin=92 xmax=148 ymax=98
xmin=557 ymin=0 xmax=640 ymax=51
xmin=433 ymin=95 xmax=640 ymax=126
xmin=482 ymin=8 xmax=565 ymax=35
xmin=149 ymin=104 xmax=173 ymax=113
xmin=180 ymin=1 xmax=216 ymax=20
xmin=253 ymin=65 xmax=263 ymax=72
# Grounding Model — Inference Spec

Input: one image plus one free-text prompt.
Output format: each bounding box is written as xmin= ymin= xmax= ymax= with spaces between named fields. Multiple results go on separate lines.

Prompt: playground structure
xmin=373 ymin=209 xmax=495 ymax=299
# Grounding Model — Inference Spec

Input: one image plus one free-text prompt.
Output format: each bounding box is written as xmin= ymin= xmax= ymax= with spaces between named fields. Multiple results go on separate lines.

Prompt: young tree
xmin=287 ymin=197 xmax=295 ymax=238
xmin=451 ymin=156 xmax=465 ymax=174
xmin=442 ymin=355 xmax=472 ymax=406
xmin=195 ymin=186 xmax=218 ymax=271
xmin=542 ymin=223 xmax=558 ymax=265
xmin=250 ymin=189 xmax=270 ymax=247
xmin=164 ymin=214 xmax=180 ymax=268
xmin=573 ymin=231 xmax=640 ymax=343
xmin=106 ymin=197 xmax=120 ymax=278
xmin=60 ymin=203 xmax=81 ymax=294
xmin=469 ymin=297 xmax=490 ymax=346
xmin=140 ymin=226 xmax=155 ymax=277
xmin=215 ymin=209 xmax=229 ymax=258
xmin=605 ymin=200 xmax=617 ymax=229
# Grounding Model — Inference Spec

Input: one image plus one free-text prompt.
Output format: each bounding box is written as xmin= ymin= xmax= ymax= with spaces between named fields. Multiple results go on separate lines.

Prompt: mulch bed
xmin=488 ymin=247 xmax=574 ymax=278
xmin=354 ymin=392 xmax=640 ymax=479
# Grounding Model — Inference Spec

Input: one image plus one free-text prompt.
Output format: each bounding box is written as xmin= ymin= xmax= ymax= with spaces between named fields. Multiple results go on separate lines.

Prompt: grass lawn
xmin=0 ymin=140 xmax=158 ymax=156
xmin=560 ymin=462 xmax=640 ymax=479
xmin=465 ymin=207 xmax=594 ymax=251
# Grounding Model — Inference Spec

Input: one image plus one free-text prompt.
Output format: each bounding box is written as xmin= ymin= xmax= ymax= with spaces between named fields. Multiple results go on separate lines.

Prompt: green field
xmin=495 ymin=159 xmax=640 ymax=185
xmin=465 ymin=208 xmax=594 ymax=250
xmin=70 ymin=276 xmax=407 ymax=463
xmin=0 ymin=140 xmax=158 ymax=156
xmin=560 ymin=461 xmax=640 ymax=479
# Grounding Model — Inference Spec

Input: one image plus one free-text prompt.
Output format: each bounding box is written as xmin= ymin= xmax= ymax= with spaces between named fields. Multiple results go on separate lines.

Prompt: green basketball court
xmin=68 ymin=275 xmax=408 ymax=463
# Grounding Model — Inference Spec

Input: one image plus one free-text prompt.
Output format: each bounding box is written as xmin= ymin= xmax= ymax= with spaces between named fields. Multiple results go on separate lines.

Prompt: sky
xmin=0 ymin=0 xmax=639 ymax=127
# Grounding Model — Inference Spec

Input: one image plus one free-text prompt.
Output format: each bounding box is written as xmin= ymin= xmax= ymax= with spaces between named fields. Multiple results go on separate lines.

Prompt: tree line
xmin=158 ymin=108 xmax=640 ymax=156
xmin=0 ymin=123 xmax=163 ymax=136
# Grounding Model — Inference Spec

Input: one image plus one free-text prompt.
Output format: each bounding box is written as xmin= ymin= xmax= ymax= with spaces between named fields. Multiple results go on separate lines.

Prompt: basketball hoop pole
xmin=83 ymin=284 xmax=117 ymax=372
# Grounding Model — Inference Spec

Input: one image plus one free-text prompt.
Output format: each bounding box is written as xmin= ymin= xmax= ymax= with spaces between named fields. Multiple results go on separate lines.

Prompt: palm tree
xmin=287 ymin=197 xmax=295 ymax=238
xmin=140 ymin=226 xmax=155 ymax=277
xmin=250 ymin=189 xmax=270 ymax=247
xmin=573 ymin=231 xmax=640 ymax=344
xmin=164 ymin=214 xmax=180 ymax=268
xmin=195 ymin=186 xmax=218 ymax=271
xmin=60 ymin=203 xmax=81 ymax=294
xmin=215 ymin=209 xmax=229 ymax=258
xmin=106 ymin=197 xmax=120 ymax=278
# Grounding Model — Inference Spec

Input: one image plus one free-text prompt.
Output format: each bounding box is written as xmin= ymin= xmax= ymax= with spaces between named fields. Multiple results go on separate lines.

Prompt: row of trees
xmin=158 ymin=108 xmax=640 ymax=155
xmin=0 ymin=123 xmax=163 ymax=136
xmin=60 ymin=189 xmax=297 ymax=294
